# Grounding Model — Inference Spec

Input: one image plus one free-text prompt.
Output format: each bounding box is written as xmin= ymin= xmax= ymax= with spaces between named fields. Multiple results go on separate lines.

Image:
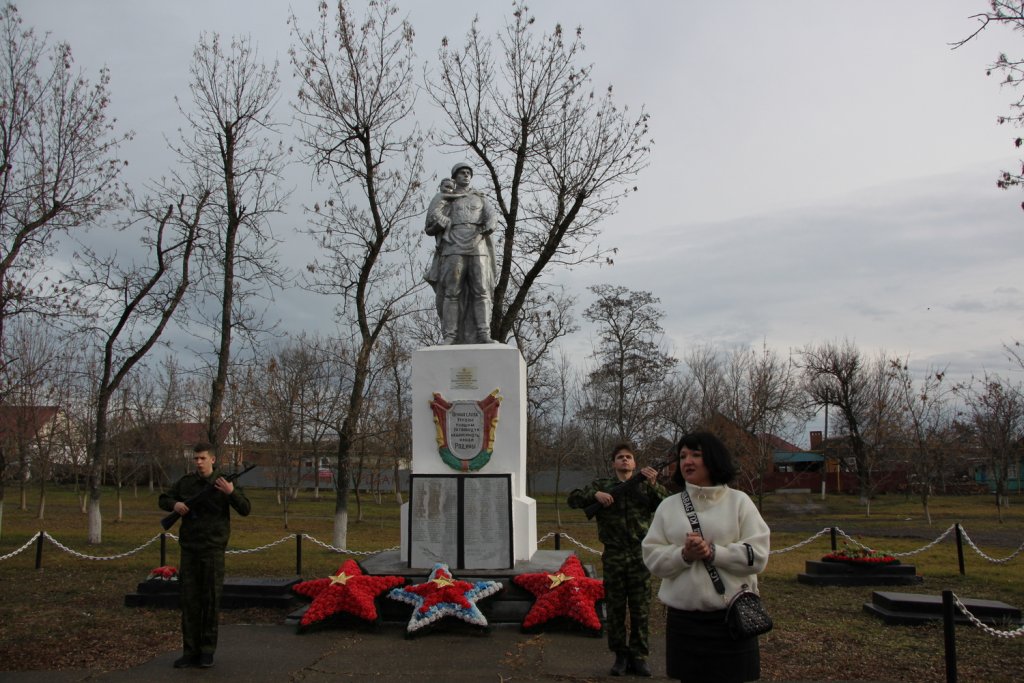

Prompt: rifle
xmin=160 ymin=464 xmax=256 ymax=531
xmin=581 ymin=458 xmax=673 ymax=520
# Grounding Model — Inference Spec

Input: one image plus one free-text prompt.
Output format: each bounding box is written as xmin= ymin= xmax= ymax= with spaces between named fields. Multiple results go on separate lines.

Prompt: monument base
xmin=406 ymin=343 xmax=537 ymax=566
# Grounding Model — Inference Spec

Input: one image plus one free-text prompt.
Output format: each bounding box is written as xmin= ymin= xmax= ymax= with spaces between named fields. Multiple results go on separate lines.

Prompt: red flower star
xmin=402 ymin=566 xmax=476 ymax=613
xmin=292 ymin=559 xmax=405 ymax=628
xmin=513 ymin=554 xmax=605 ymax=631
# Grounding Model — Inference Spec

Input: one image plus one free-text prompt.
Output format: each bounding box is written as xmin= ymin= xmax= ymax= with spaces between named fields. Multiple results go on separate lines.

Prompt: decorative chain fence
xmin=950 ymin=592 xmax=1024 ymax=639
xmin=1 ymin=522 xmax=1020 ymax=571
xmin=2 ymin=522 xmax=1021 ymax=682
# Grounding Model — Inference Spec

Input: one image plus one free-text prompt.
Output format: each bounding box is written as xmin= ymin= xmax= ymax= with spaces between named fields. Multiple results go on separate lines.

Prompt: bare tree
xmin=719 ymin=343 xmax=808 ymax=507
xmin=580 ymin=284 xmax=677 ymax=453
xmin=290 ymin=0 xmax=425 ymax=548
xmin=0 ymin=321 xmax=63 ymax=529
xmin=376 ymin=326 xmax=412 ymax=506
xmin=661 ymin=372 xmax=703 ymax=442
xmin=799 ymin=339 xmax=899 ymax=506
xmin=427 ymin=2 xmax=652 ymax=344
xmin=954 ymin=2 xmax=1024 ymax=200
xmin=956 ymin=373 xmax=1024 ymax=522
xmin=683 ymin=344 xmax=726 ymax=426
xmin=529 ymin=347 xmax=586 ymax=524
xmin=249 ymin=337 xmax=333 ymax=525
xmin=174 ymin=32 xmax=288 ymax=452
xmin=0 ymin=3 xmax=129 ymax=391
xmin=69 ymin=192 xmax=207 ymax=543
xmin=510 ymin=287 xmax=578 ymax=370
xmin=888 ymin=358 xmax=953 ymax=524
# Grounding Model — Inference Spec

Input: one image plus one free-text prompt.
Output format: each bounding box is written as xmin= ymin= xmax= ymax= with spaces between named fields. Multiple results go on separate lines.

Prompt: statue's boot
xmin=474 ymin=300 xmax=498 ymax=344
xmin=442 ymin=299 xmax=460 ymax=344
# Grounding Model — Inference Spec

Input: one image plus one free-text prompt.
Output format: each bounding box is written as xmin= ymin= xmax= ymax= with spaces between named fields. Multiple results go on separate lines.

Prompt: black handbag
xmin=724 ymin=583 xmax=773 ymax=639
xmin=680 ymin=490 xmax=773 ymax=640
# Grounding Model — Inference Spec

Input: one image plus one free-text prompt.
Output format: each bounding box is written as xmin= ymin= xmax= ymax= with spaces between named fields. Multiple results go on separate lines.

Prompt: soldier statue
xmin=424 ymin=162 xmax=499 ymax=344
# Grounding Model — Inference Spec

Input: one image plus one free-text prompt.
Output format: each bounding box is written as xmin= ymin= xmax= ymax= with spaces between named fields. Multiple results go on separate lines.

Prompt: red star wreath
xmin=513 ymin=553 xmax=604 ymax=632
xmin=291 ymin=559 xmax=405 ymax=629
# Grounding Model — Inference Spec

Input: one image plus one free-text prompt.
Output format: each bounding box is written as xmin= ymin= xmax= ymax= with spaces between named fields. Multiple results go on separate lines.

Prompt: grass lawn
xmin=1 ymin=485 xmax=1022 ymax=680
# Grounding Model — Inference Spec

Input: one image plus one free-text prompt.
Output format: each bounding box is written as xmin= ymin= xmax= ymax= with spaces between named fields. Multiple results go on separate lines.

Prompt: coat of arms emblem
xmin=429 ymin=390 xmax=502 ymax=471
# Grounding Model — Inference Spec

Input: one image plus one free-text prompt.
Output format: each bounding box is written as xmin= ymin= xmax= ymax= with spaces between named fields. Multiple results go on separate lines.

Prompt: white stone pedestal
xmin=400 ymin=344 xmax=537 ymax=568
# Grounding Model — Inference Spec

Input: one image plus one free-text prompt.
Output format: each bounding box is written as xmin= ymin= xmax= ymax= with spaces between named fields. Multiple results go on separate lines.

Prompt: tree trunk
xmin=87 ymin=392 xmax=113 ymax=543
xmin=332 ymin=508 xmax=348 ymax=550
xmin=207 ymin=135 xmax=241 ymax=451
xmin=393 ymin=460 xmax=402 ymax=506
xmin=88 ymin=496 xmax=102 ymax=544
xmin=334 ymin=429 xmax=351 ymax=550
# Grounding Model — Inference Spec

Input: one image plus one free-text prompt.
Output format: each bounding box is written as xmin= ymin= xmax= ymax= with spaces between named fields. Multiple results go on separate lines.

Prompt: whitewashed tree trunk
xmin=332 ymin=510 xmax=348 ymax=550
xmin=88 ymin=499 xmax=102 ymax=544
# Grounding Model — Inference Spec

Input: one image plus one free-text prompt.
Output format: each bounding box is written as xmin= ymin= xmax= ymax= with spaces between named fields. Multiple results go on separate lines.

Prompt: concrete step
xmin=124 ymin=576 xmax=301 ymax=609
xmin=797 ymin=559 xmax=923 ymax=586
xmin=863 ymin=590 xmax=1022 ymax=626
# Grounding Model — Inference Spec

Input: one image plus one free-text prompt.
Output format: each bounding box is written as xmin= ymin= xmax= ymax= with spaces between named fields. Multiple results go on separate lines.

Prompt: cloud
xmin=562 ymin=164 xmax=1024 ymax=385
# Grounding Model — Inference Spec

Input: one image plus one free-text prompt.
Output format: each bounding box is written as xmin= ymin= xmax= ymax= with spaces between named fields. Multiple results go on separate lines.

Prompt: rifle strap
xmin=680 ymin=489 xmax=726 ymax=596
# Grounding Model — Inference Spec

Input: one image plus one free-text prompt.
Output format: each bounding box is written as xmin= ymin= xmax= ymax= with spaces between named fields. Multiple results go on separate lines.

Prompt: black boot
xmin=610 ymin=653 xmax=629 ymax=676
xmin=630 ymin=657 xmax=652 ymax=677
xmin=173 ymin=654 xmax=197 ymax=669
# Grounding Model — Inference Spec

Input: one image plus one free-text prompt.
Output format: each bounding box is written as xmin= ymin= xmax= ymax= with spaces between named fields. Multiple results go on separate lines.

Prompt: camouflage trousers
xmin=178 ymin=549 xmax=226 ymax=656
xmin=601 ymin=547 xmax=652 ymax=659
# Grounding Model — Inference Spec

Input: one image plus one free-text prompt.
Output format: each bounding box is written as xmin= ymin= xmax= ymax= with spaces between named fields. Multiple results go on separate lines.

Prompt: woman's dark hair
xmin=672 ymin=432 xmax=736 ymax=486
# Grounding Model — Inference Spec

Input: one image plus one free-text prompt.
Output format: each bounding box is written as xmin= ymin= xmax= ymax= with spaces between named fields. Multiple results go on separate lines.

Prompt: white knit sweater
xmin=642 ymin=484 xmax=770 ymax=612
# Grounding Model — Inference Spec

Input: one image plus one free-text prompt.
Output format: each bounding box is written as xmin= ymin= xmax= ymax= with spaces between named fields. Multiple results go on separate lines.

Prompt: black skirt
xmin=665 ymin=606 xmax=760 ymax=682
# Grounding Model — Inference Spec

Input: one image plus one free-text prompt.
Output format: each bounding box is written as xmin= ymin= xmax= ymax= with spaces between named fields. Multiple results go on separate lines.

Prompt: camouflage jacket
xmin=567 ymin=476 xmax=667 ymax=553
xmin=159 ymin=468 xmax=251 ymax=553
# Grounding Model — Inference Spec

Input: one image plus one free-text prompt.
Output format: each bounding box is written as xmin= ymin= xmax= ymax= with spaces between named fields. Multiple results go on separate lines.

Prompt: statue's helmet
xmin=451 ymin=161 xmax=474 ymax=178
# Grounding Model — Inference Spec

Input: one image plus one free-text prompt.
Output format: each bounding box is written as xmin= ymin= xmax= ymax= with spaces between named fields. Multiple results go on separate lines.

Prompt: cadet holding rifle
xmin=159 ymin=442 xmax=251 ymax=669
xmin=568 ymin=443 xmax=668 ymax=677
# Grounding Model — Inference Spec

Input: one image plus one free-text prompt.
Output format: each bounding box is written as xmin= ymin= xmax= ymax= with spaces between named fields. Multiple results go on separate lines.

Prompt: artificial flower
xmin=513 ymin=554 xmax=604 ymax=631
xmin=292 ymin=559 xmax=405 ymax=628
xmin=822 ymin=543 xmax=898 ymax=565
xmin=147 ymin=565 xmax=178 ymax=581
xmin=388 ymin=563 xmax=502 ymax=633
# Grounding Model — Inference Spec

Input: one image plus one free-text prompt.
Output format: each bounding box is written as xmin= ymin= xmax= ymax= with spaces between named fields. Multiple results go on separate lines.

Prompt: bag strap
xmin=680 ymin=489 xmax=726 ymax=596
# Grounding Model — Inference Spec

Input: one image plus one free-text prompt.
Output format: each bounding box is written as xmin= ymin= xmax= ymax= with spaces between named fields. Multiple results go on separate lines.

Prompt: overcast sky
xmin=19 ymin=2 xmax=1024 ymax=439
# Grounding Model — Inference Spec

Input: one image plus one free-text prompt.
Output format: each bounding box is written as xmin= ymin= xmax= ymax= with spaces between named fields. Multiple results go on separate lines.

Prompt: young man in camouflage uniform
xmin=159 ymin=442 xmax=251 ymax=669
xmin=568 ymin=443 xmax=667 ymax=677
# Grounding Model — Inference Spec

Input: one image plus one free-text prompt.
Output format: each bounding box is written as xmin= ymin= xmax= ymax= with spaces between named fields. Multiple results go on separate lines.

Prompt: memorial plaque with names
xmin=407 ymin=474 xmax=513 ymax=570
xmin=463 ymin=476 xmax=512 ymax=569
xmin=408 ymin=477 xmax=459 ymax=568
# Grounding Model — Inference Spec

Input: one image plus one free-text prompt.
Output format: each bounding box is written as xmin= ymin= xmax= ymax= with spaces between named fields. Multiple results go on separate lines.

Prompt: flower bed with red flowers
xmin=147 ymin=565 xmax=178 ymax=581
xmin=821 ymin=544 xmax=898 ymax=565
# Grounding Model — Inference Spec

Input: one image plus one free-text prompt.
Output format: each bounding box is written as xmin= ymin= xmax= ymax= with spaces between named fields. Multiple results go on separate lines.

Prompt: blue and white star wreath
xmin=388 ymin=562 xmax=503 ymax=633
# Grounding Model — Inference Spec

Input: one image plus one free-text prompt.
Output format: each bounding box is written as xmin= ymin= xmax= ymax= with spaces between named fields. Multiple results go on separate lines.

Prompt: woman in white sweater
xmin=642 ymin=432 xmax=770 ymax=682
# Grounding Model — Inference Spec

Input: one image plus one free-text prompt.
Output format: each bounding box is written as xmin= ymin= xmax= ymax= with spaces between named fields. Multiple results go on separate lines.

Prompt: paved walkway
xmin=1 ymin=622 xmax=671 ymax=682
xmin=1 ymin=622 xmax=899 ymax=682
